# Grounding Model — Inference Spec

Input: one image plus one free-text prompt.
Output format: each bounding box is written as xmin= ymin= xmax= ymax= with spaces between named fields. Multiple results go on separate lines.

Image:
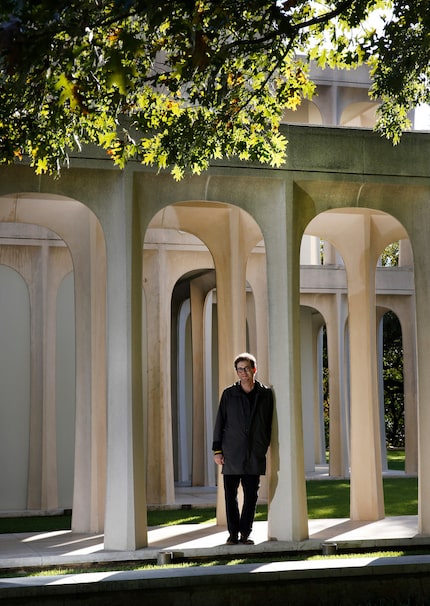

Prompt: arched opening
xmin=301 ymin=208 xmax=415 ymax=521
xmin=143 ymin=201 xmax=267 ymax=506
xmin=382 ymin=310 xmax=404 ymax=454
xmin=171 ymin=268 xmax=217 ymax=488
xmin=376 ymin=238 xmax=416 ymax=476
xmin=0 ymin=196 xmax=107 ymax=533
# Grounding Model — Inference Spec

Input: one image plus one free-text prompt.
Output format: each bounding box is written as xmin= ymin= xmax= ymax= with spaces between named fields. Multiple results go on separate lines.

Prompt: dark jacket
xmin=212 ymin=380 xmax=273 ymax=475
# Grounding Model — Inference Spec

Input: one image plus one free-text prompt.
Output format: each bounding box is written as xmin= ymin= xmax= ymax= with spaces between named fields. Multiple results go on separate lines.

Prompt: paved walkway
xmin=0 ymin=515 xmax=426 ymax=570
xmin=0 ymin=481 xmax=428 ymax=571
xmin=1 ymin=480 xmax=430 ymax=605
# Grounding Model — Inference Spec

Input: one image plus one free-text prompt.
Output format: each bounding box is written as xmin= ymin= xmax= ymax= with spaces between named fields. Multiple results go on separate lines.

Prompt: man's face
xmin=236 ymin=361 xmax=256 ymax=381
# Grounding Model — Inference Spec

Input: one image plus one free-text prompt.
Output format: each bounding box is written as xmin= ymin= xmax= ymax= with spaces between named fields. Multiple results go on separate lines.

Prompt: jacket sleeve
xmin=212 ymin=390 xmax=226 ymax=453
xmin=265 ymin=388 xmax=274 ymax=449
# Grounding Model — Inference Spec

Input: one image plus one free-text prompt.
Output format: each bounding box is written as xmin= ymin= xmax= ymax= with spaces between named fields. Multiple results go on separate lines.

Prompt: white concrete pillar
xmin=301 ymin=306 xmax=316 ymax=472
xmin=100 ymin=185 xmax=147 ymax=550
xmin=246 ymin=251 xmax=270 ymax=383
xmin=412 ymin=237 xmax=430 ymax=533
xmin=203 ymin=289 xmax=217 ymax=487
xmin=376 ymin=310 xmax=388 ymax=472
xmin=401 ymin=298 xmax=418 ymax=475
xmin=265 ymin=187 xmax=308 ymax=542
xmin=143 ymin=246 xmax=176 ymax=505
xmin=177 ymin=299 xmax=191 ymax=485
xmin=300 ymin=235 xmax=321 ymax=265
xmin=343 ymin=214 xmax=384 ymax=520
xmin=246 ymin=252 xmax=270 ymax=501
xmin=71 ymin=212 xmax=107 ymax=533
xmin=190 ymin=274 xmax=216 ymax=486
xmin=328 ymin=293 xmax=350 ymax=478
xmin=313 ymin=320 xmax=326 ymax=466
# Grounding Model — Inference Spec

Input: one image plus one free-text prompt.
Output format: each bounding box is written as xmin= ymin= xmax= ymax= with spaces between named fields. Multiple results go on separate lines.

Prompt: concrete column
xmin=328 ymin=293 xmax=350 ymax=478
xmin=301 ymin=306 xmax=317 ymax=473
xmin=25 ymin=243 xmax=59 ymax=511
xmin=247 ymin=252 xmax=270 ymax=383
xmin=246 ymin=252 xmax=270 ymax=501
xmin=376 ymin=309 xmax=388 ymax=472
xmin=190 ymin=274 xmax=216 ymax=486
xmin=342 ymin=214 xmax=384 ymax=520
xmin=401 ymin=298 xmax=418 ymax=475
xmin=265 ymin=187 xmax=308 ymax=542
xmin=99 ymin=183 xmax=147 ymax=550
xmin=71 ymin=214 xmax=107 ymax=532
xmin=412 ymin=232 xmax=430 ymax=533
xmin=26 ymin=246 xmax=45 ymax=510
xmin=143 ymin=246 xmax=175 ymax=505
xmin=312 ymin=318 xmax=326 ymax=466
xmin=300 ymin=235 xmax=320 ymax=265
xmin=204 ymin=289 xmax=217 ymax=487
xmin=214 ymin=208 xmax=248 ymax=387
xmin=39 ymin=244 xmax=60 ymax=511
xmin=177 ymin=299 xmax=191 ymax=484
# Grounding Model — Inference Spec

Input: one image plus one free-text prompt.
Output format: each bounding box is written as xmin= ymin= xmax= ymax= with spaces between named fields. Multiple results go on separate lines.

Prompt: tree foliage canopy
xmin=0 ymin=0 xmax=428 ymax=178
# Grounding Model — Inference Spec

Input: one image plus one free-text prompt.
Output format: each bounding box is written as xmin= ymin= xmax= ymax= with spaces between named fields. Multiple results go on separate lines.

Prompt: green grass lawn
xmin=387 ymin=448 xmax=406 ymax=471
xmin=0 ymin=450 xmax=415 ymax=532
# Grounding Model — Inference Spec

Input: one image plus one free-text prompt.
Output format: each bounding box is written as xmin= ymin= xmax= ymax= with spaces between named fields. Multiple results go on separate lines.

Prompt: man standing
xmin=213 ymin=352 xmax=273 ymax=545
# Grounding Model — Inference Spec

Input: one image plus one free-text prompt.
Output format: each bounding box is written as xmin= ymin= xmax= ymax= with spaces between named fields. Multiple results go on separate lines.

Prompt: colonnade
xmin=0 ymin=125 xmax=429 ymax=550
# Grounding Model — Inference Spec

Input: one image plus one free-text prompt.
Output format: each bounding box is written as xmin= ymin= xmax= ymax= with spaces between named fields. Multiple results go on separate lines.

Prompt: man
xmin=212 ymin=352 xmax=273 ymax=545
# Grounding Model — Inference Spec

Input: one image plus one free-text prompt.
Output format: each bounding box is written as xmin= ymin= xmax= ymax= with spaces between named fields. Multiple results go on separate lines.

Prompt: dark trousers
xmin=223 ymin=474 xmax=260 ymax=539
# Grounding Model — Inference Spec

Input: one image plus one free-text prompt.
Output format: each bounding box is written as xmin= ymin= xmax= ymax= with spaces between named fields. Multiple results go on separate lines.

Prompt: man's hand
xmin=213 ymin=453 xmax=224 ymax=465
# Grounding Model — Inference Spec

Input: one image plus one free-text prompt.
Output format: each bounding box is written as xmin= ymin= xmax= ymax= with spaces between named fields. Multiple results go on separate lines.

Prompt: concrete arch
xmin=143 ymin=200 xmax=268 ymax=524
xmin=0 ymin=194 xmax=107 ymax=533
xmin=303 ymin=208 xmax=413 ymax=520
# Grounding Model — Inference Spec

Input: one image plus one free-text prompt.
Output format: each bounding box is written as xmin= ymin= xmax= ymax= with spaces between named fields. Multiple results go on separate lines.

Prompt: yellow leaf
xmin=172 ymin=165 xmax=184 ymax=181
xmin=35 ymin=157 xmax=49 ymax=175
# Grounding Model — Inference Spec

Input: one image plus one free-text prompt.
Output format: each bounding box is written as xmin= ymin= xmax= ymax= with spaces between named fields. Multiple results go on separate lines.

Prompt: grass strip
xmin=0 ymin=477 xmax=418 ymax=532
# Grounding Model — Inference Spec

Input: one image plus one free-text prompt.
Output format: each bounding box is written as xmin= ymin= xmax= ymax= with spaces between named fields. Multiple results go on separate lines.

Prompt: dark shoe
xmin=239 ymin=536 xmax=254 ymax=545
xmin=226 ymin=535 xmax=239 ymax=545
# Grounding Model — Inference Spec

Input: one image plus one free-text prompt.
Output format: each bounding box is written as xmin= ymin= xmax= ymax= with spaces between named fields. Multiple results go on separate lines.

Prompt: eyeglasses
xmin=236 ymin=366 xmax=252 ymax=373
